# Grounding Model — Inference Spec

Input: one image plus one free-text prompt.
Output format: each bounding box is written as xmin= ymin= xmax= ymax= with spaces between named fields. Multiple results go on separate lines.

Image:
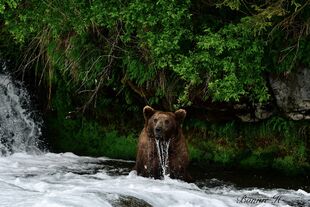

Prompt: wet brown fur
xmin=134 ymin=106 xmax=191 ymax=181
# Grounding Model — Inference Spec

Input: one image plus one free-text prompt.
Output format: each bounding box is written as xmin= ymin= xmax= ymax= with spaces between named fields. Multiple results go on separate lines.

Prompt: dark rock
xmin=269 ymin=68 xmax=310 ymax=120
xmin=234 ymin=103 xmax=274 ymax=122
xmin=189 ymin=98 xmax=274 ymax=123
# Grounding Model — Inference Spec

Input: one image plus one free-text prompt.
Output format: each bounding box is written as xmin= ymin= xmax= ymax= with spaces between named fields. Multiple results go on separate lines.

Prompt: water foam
xmin=0 ymin=153 xmax=308 ymax=207
xmin=0 ymin=71 xmax=42 ymax=155
xmin=155 ymin=139 xmax=170 ymax=176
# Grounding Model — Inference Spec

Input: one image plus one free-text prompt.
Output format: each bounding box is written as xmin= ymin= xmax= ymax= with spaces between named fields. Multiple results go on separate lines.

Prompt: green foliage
xmin=0 ymin=0 xmax=20 ymax=14
xmin=1 ymin=0 xmax=309 ymax=106
xmin=189 ymin=137 xmax=239 ymax=166
xmin=100 ymin=131 xmax=137 ymax=160
xmin=209 ymin=121 xmax=238 ymax=140
xmin=240 ymin=154 xmax=270 ymax=169
xmin=187 ymin=116 xmax=310 ymax=175
xmin=213 ymin=146 xmax=237 ymax=165
xmin=123 ymin=56 xmax=157 ymax=86
xmin=174 ymin=22 xmax=269 ymax=104
xmin=273 ymin=156 xmax=302 ymax=175
xmin=46 ymin=78 xmax=138 ymax=159
xmin=266 ymin=117 xmax=294 ymax=135
xmin=188 ymin=144 xmax=205 ymax=162
xmin=50 ymin=116 xmax=137 ymax=159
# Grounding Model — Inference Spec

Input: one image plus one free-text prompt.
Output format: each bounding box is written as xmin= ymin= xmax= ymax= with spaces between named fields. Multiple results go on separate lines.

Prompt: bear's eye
xmin=153 ymin=118 xmax=158 ymax=123
xmin=165 ymin=120 xmax=170 ymax=125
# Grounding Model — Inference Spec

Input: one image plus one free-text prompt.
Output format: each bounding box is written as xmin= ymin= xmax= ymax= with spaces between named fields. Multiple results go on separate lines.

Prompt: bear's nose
xmin=155 ymin=126 xmax=163 ymax=133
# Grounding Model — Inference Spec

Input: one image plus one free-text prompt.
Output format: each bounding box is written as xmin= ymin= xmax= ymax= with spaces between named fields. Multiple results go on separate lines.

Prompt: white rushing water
xmin=0 ymin=153 xmax=309 ymax=207
xmin=0 ymin=68 xmax=309 ymax=207
xmin=155 ymin=139 xmax=170 ymax=176
xmin=0 ymin=72 xmax=42 ymax=155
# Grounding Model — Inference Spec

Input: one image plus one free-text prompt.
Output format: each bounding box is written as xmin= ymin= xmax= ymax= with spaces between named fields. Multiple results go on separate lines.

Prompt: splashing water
xmin=0 ymin=71 xmax=42 ymax=155
xmin=155 ymin=139 xmax=170 ymax=176
xmin=0 ymin=153 xmax=309 ymax=207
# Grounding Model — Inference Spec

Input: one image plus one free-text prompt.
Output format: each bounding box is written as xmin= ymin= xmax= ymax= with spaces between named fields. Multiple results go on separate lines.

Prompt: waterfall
xmin=155 ymin=139 xmax=170 ymax=177
xmin=0 ymin=65 xmax=42 ymax=155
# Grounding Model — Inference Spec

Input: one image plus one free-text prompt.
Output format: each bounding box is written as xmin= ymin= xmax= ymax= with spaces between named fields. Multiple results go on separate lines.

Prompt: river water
xmin=0 ymin=70 xmax=309 ymax=207
xmin=0 ymin=152 xmax=309 ymax=207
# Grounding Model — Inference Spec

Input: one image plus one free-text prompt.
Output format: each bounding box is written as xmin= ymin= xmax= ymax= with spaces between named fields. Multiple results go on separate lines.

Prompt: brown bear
xmin=134 ymin=106 xmax=191 ymax=181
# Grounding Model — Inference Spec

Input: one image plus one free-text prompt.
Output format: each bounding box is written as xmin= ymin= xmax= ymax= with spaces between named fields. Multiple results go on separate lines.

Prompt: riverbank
xmin=45 ymin=103 xmax=310 ymax=177
xmin=187 ymin=117 xmax=310 ymax=176
xmin=189 ymin=163 xmax=310 ymax=191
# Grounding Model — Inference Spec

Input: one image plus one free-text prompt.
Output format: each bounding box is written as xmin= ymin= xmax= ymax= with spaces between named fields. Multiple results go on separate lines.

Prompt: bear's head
xmin=143 ymin=106 xmax=186 ymax=141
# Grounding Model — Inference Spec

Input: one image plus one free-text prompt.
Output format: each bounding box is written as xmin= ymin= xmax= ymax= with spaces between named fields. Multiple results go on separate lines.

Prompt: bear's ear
xmin=175 ymin=109 xmax=186 ymax=124
xmin=143 ymin=106 xmax=155 ymax=121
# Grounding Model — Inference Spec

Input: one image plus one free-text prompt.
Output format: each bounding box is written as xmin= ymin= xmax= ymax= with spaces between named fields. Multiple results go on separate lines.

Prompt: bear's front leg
xmin=151 ymin=157 xmax=161 ymax=179
xmin=169 ymin=155 xmax=191 ymax=182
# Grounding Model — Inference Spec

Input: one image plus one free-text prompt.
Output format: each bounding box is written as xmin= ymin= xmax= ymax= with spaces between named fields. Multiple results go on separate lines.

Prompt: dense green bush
xmin=1 ymin=0 xmax=308 ymax=108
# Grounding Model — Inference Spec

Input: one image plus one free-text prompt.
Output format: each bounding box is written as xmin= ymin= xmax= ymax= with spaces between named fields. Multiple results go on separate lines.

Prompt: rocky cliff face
xmin=269 ymin=67 xmax=310 ymax=120
xmin=191 ymin=68 xmax=310 ymax=123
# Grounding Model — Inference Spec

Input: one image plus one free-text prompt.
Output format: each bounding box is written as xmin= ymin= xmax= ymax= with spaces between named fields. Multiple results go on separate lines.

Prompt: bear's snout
xmin=152 ymin=113 xmax=176 ymax=140
xmin=154 ymin=125 xmax=163 ymax=138
xmin=155 ymin=126 xmax=163 ymax=133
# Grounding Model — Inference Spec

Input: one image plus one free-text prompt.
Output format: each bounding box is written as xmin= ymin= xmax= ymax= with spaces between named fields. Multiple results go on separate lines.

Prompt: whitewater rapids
xmin=0 ymin=152 xmax=309 ymax=207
